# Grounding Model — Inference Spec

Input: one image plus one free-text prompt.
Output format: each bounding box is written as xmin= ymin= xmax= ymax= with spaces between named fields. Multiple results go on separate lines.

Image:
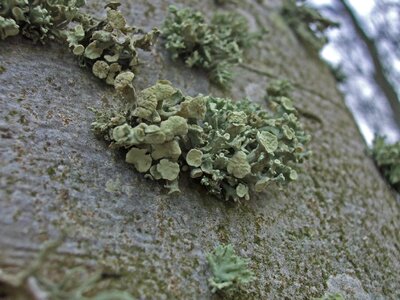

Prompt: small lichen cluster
xmin=206 ymin=244 xmax=254 ymax=293
xmin=64 ymin=2 xmax=160 ymax=89
xmin=0 ymin=239 xmax=135 ymax=300
xmin=162 ymin=6 xmax=257 ymax=87
xmin=371 ymin=136 xmax=400 ymax=192
xmin=0 ymin=0 xmax=159 ymax=90
xmin=281 ymin=0 xmax=339 ymax=51
xmin=92 ymin=80 xmax=309 ymax=201
xmin=0 ymin=0 xmax=85 ymax=43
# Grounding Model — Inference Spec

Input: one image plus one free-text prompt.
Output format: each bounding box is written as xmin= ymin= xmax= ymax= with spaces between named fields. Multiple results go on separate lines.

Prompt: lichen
xmin=162 ymin=6 xmax=258 ymax=88
xmin=0 ymin=238 xmax=135 ymax=300
xmin=0 ymin=0 xmax=160 ymax=90
xmin=281 ymin=0 xmax=339 ymax=52
xmin=91 ymin=80 xmax=310 ymax=201
xmin=371 ymin=136 xmax=400 ymax=192
xmin=63 ymin=1 xmax=159 ymax=90
xmin=0 ymin=0 xmax=85 ymax=43
xmin=206 ymin=244 xmax=254 ymax=293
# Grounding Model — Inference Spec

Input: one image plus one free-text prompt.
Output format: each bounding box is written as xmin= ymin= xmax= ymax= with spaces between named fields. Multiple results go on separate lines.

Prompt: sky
xmin=308 ymin=0 xmax=400 ymax=144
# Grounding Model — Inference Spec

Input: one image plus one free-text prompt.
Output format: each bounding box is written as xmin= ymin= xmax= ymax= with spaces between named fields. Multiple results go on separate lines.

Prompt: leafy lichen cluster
xmin=0 ymin=0 xmax=86 ymax=43
xmin=92 ymin=80 xmax=310 ymax=201
xmin=162 ymin=6 xmax=257 ymax=88
xmin=64 ymin=2 xmax=159 ymax=89
xmin=371 ymin=136 xmax=400 ymax=191
xmin=0 ymin=0 xmax=159 ymax=90
xmin=281 ymin=0 xmax=339 ymax=51
xmin=206 ymin=244 xmax=254 ymax=293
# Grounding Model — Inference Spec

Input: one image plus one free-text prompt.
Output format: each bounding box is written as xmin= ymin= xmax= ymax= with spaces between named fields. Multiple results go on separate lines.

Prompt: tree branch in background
xmin=339 ymin=0 xmax=400 ymax=130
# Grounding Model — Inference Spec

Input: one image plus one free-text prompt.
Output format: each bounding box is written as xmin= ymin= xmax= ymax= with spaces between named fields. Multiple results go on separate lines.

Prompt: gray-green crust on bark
xmin=0 ymin=0 xmax=399 ymax=299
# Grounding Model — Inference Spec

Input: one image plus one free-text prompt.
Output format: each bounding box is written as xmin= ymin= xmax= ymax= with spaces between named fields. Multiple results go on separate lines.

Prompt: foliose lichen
xmin=92 ymin=80 xmax=310 ymax=202
xmin=64 ymin=1 xmax=160 ymax=89
xmin=206 ymin=244 xmax=254 ymax=293
xmin=371 ymin=136 xmax=400 ymax=192
xmin=0 ymin=0 xmax=86 ymax=43
xmin=281 ymin=0 xmax=339 ymax=51
xmin=162 ymin=5 xmax=258 ymax=88
xmin=0 ymin=0 xmax=159 ymax=90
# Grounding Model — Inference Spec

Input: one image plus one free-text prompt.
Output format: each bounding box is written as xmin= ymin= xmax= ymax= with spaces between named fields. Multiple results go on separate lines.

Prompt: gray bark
xmin=0 ymin=0 xmax=399 ymax=299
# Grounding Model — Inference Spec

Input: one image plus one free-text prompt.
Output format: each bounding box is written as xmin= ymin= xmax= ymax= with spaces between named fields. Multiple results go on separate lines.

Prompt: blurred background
xmin=309 ymin=0 xmax=400 ymax=145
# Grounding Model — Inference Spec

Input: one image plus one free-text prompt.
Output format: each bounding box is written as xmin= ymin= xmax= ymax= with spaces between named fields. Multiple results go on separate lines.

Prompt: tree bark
xmin=0 ymin=0 xmax=399 ymax=299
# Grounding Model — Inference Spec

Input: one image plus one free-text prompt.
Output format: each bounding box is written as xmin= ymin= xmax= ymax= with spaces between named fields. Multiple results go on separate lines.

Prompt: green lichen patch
xmin=371 ymin=136 xmax=400 ymax=192
xmin=162 ymin=6 xmax=258 ymax=88
xmin=206 ymin=244 xmax=254 ymax=293
xmin=64 ymin=2 xmax=159 ymax=90
xmin=0 ymin=0 xmax=85 ymax=44
xmin=0 ymin=238 xmax=135 ymax=300
xmin=266 ymin=79 xmax=292 ymax=98
xmin=281 ymin=0 xmax=339 ymax=52
xmin=0 ymin=1 xmax=159 ymax=90
xmin=92 ymin=80 xmax=310 ymax=202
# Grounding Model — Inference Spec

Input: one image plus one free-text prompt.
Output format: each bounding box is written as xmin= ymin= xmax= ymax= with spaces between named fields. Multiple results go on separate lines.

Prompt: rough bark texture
xmin=0 ymin=0 xmax=399 ymax=299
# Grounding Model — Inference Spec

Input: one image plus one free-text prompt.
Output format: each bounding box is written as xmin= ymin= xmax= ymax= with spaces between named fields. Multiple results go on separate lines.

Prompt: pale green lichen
xmin=371 ymin=136 xmax=400 ymax=192
xmin=281 ymin=0 xmax=339 ymax=52
xmin=266 ymin=79 xmax=292 ymax=98
xmin=64 ymin=2 xmax=160 ymax=90
xmin=162 ymin=6 xmax=258 ymax=88
xmin=157 ymin=159 xmax=180 ymax=181
xmin=0 ymin=0 xmax=85 ymax=44
xmin=0 ymin=238 xmax=135 ymax=300
xmin=186 ymin=149 xmax=203 ymax=167
xmin=92 ymin=80 xmax=310 ymax=201
xmin=0 ymin=0 xmax=159 ymax=90
xmin=126 ymin=147 xmax=152 ymax=173
xmin=0 ymin=15 xmax=19 ymax=39
xmin=206 ymin=244 xmax=254 ymax=293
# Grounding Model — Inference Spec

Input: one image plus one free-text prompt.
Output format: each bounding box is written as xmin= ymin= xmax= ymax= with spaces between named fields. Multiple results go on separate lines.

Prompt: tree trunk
xmin=0 ymin=0 xmax=399 ymax=299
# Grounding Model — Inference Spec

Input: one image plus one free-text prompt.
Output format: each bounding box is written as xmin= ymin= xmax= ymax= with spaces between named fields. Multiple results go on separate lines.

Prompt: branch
xmin=339 ymin=0 xmax=400 ymax=130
